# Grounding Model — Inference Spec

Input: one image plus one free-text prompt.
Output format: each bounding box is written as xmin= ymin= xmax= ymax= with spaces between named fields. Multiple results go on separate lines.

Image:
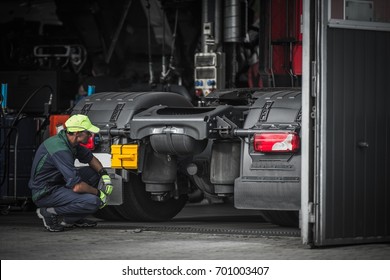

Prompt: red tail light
xmin=195 ymin=89 xmax=203 ymax=97
xmin=253 ymin=132 xmax=300 ymax=153
xmin=80 ymin=134 xmax=95 ymax=150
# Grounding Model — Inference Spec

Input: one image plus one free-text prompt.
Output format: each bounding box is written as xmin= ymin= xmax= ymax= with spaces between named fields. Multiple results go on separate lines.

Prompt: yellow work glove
xmin=98 ymin=190 xmax=108 ymax=209
xmin=98 ymin=169 xmax=114 ymax=195
xmin=101 ymin=174 xmax=113 ymax=195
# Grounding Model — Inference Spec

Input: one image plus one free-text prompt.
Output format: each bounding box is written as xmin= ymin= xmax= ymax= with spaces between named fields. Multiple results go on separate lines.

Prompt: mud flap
xmin=105 ymin=174 xmax=123 ymax=205
xmin=234 ymin=177 xmax=300 ymax=210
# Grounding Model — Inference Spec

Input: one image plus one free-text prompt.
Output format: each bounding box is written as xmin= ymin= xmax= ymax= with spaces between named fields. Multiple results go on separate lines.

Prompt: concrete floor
xmin=1 ymin=202 xmax=390 ymax=260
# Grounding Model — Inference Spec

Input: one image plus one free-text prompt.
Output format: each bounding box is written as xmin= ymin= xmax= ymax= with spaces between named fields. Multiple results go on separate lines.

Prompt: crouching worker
xmin=29 ymin=114 xmax=113 ymax=232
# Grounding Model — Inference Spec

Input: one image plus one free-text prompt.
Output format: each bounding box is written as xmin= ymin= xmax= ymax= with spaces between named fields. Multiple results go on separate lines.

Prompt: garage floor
xmin=0 ymin=202 xmax=389 ymax=260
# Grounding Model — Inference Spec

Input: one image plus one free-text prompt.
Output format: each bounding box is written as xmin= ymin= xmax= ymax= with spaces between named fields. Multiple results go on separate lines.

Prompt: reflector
xmin=253 ymin=132 xmax=300 ymax=152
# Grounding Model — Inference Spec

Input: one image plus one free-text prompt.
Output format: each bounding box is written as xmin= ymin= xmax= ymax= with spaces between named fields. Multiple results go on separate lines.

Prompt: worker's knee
xmin=83 ymin=194 xmax=101 ymax=213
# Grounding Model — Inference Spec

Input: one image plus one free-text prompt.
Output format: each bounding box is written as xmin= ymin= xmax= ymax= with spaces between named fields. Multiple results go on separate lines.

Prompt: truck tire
xmin=113 ymin=173 xmax=187 ymax=221
xmin=261 ymin=210 xmax=299 ymax=228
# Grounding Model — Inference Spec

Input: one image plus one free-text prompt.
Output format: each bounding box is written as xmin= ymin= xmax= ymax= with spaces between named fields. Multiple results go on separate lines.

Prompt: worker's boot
xmin=36 ymin=208 xmax=64 ymax=232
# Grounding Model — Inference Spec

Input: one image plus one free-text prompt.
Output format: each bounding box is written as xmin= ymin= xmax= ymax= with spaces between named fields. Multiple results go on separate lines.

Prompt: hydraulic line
xmin=105 ymin=0 xmax=133 ymax=64
xmin=168 ymin=9 xmax=179 ymax=73
xmin=161 ymin=8 xmax=179 ymax=83
xmin=146 ymin=0 xmax=154 ymax=85
xmin=161 ymin=8 xmax=166 ymax=79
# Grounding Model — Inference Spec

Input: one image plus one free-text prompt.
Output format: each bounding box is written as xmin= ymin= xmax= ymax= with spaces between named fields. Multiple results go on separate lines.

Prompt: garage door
xmin=303 ymin=0 xmax=390 ymax=246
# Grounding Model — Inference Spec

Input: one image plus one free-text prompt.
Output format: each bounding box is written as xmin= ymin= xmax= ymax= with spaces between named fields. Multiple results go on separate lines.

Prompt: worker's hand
xmin=100 ymin=174 xmax=113 ymax=195
xmin=98 ymin=190 xmax=108 ymax=209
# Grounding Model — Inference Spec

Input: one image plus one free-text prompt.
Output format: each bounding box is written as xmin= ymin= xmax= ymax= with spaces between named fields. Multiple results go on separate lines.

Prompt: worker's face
xmin=78 ymin=130 xmax=92 ymax=144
